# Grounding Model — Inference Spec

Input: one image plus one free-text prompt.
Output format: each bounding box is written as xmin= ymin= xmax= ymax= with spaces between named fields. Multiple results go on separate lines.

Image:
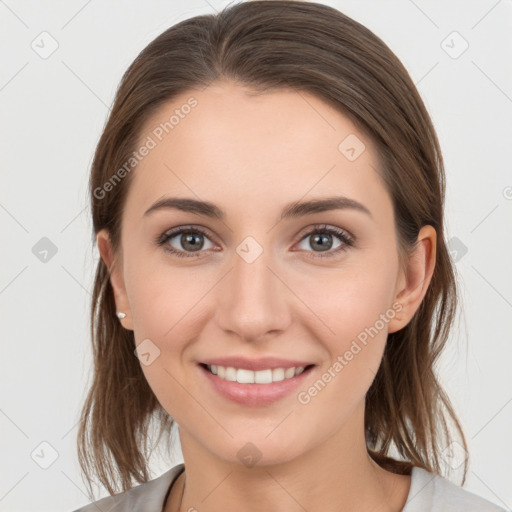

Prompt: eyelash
xmin=155 ymin=224 xmax=355 ymax=260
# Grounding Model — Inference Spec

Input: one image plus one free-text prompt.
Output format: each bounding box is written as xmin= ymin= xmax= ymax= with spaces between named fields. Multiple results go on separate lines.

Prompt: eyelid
xmin=158 ymin=224 xmax=216 ymax=242
xmin=292 ymin=224 xmax=354 ymax=257
xmin=156 ymin=225 xmax=218 ymax=253
xmin=295 ymin=223 xmax=354 ymax=242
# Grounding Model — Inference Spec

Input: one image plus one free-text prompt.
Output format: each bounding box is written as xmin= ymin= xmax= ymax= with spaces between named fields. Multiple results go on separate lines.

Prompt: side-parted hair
xmin=78 ymin=0 xmax=468 ymax=498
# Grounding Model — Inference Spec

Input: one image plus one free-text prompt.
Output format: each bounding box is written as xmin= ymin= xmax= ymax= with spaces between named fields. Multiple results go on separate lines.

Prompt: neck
xmin=166 ymin=404 xmax=411 ymax=512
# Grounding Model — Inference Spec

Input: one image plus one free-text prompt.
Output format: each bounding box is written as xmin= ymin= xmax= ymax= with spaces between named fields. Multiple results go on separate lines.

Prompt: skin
xmin=97 ymin=80 xmax=436 ymax=512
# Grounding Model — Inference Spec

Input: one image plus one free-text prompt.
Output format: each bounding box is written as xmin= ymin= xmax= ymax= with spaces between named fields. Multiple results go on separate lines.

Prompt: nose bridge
xmin=215 ymin=235 xmax=291 ymax=341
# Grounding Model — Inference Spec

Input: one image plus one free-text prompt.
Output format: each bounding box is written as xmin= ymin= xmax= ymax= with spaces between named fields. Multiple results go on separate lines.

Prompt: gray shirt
xmin=71 ymin=463 xmax=507 ymax=512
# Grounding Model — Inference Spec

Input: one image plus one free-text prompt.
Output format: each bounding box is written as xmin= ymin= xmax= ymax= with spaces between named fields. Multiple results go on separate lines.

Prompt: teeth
xmin=206 ymin=364 xmax=307 ymax=384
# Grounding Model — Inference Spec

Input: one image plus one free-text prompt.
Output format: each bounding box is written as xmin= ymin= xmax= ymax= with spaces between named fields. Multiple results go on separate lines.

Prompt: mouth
xmin=199 ymin=363 xmax=316 ymax=384
xmin=197 ymin=362 xmax=316 ymax=406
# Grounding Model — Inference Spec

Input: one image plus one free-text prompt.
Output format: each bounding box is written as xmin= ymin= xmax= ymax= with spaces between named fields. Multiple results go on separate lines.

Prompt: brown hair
xmin=78 ymin=0 xmax=468 ymax=498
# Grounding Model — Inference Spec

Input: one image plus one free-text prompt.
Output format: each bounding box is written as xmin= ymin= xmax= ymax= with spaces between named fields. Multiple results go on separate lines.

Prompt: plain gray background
xmin=1 ymin=1 xmax=511 ymax=510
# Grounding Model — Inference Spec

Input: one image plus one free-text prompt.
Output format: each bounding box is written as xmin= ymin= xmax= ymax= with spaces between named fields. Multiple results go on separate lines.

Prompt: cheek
xmin=297 ymin=257 xmax=398 ymax=392
xmin=124 ymin=253 xmax=212 ymax=402
xmin=302 ymin=260 xmax=397 ymax=343
xmin=126 ymin=250 xmax=204 ymax=341
xmin=129 ymin=269 xmax=201 ymax=420
xmin=290 ymin=268 xmax=395 ymax=433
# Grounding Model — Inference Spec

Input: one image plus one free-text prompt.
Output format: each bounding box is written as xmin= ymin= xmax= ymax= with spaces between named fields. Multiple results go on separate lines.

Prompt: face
xmin=98 ymin=80 xmax=431 ymax=467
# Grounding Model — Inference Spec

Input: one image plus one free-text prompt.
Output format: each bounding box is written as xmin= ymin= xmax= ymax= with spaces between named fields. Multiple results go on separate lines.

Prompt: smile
xmin=198 ymin=362 xmax=316 ymax=406
xmin=204 ymin=364 xmax=310 ymax=384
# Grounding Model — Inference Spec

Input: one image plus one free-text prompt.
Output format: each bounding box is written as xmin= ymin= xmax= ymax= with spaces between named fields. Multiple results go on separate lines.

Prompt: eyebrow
xmin=143 ymin=195 xmax=372 ymax=220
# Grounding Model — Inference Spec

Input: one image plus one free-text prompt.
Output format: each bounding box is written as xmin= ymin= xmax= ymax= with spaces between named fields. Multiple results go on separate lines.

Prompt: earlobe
xmin=387 ymin=225 xmax=437 ymax=334
xmin=96 ymin=229 xmax=133 ymax=330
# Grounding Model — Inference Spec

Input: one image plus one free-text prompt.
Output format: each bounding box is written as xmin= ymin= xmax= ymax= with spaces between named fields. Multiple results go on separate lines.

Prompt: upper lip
xmin=199 ymin=356 xmax=315 ymax=371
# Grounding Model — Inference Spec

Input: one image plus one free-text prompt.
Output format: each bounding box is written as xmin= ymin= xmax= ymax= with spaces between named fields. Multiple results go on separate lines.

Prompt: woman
xmin=72 ymin=1 xmax=506 ymax=511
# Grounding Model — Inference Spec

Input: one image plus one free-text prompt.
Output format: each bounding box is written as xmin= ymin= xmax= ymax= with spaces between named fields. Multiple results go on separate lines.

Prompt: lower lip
xmin=198 ymin=364 xmax=315 ymax=406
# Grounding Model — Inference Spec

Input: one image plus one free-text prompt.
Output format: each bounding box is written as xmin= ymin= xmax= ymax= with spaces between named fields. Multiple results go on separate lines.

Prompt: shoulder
xmin=402 ymin=466 xmax=507 ymax=512
xmin=70 ymin=463 xmax=185 ymax=512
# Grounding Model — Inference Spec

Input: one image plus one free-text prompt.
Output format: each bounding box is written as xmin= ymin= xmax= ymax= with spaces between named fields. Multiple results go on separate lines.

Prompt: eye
xmin=294 ymin=224 xmax=354 ymax=258
xmin=155 ymin=223 xmax=354 ymax=260
xmin=155 ymin=226 xmax=216 ymax=258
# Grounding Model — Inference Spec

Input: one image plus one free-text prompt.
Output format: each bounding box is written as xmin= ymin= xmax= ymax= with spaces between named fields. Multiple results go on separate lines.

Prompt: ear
xmin=96 ymin=228 xmax=133 ymax=331
xmin=387 ymin=225 xmax=437 ymax=334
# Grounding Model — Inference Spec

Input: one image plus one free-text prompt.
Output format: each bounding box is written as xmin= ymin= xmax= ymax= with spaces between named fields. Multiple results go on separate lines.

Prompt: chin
xmin=208 ymin=434 xmax=308 ymax=469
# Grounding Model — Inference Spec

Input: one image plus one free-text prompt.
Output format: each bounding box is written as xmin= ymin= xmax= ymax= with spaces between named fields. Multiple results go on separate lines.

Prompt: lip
xmin=199 ymin=356 xmax=315 ymax=371
xmin=198 ymin=362 xmax=316 ymax=407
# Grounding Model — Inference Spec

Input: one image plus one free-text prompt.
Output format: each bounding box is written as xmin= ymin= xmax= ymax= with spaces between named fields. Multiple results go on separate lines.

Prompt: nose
xmin=214 ymin=241 xmax=293 ymax=343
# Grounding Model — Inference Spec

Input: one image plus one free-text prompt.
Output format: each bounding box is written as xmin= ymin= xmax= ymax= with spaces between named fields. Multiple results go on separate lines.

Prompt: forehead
xmin=125 ymin=81 xmax=390 ymax=221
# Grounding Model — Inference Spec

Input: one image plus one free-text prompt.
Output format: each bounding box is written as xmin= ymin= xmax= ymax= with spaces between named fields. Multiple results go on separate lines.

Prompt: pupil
xmin=311 ymin=233 xmax=331 ymax=251
xmin=182 ymin=232 xmax=203 ymax=251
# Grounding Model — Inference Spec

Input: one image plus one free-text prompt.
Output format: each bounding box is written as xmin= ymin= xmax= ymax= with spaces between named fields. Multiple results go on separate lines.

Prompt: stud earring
xmin=116 ymin=311 xmax=127 ymax=319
